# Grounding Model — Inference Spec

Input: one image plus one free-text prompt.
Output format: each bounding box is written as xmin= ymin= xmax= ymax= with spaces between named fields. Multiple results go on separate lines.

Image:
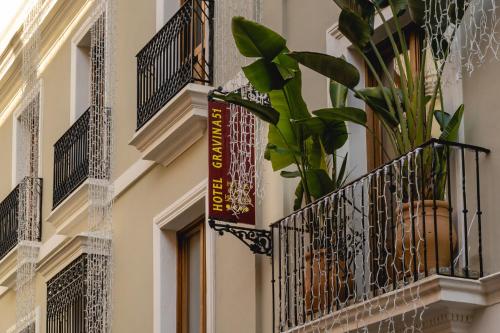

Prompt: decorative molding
xmin=284 ymin=274 xmax=499 ymax=333
xmin=423 ymin=309 xmax=474 ymax=333
xmin=153 ymin=179 xmax=215 ymax=333
xmin=0 ymin=245 xmax=18 ymax=293
xmin=46 ymin=181 xmax=89 ymax=235
xmin=37 ymin=234 xmax=89 ymax=281
xmin=129 ymin=83 xmax=212 ymax=167
xmin=0 ymin=0 xmax=91 ymax=127
xmin=114 ymin=159 xmax=155 ymax=199
xmin=153 ymin=178 xmax=207 ymax=230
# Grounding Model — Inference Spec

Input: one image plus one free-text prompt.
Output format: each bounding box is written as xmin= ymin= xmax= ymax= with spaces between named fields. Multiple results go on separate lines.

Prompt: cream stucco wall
xmin=2 ymin=0 xmax=500 ymax=333
xmin=0 ymin=0 xmax=341 ymax=331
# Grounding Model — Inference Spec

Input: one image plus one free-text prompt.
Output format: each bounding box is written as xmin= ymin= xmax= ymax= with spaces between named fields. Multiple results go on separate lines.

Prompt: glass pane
xmin=188 ymin=231 xmax=201 ymax=333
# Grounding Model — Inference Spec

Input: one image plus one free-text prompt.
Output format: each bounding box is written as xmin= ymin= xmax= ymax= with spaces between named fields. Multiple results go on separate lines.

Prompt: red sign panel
xmin=208 ymin=100 xmax=255 ymax=225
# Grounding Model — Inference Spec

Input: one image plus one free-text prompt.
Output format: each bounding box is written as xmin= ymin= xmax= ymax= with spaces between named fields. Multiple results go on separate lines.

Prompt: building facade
xmin=0 ymin=0 xmax=500 ymax=332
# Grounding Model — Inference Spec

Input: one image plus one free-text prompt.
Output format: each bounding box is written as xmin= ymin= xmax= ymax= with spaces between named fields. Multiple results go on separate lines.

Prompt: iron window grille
xmin=136 ymin=0 xmax=214 ymax=130
xmin=0 ymin=177 xmax=42 ymax=261
xmin=270 ymin=139 xmax=489 ymax=332
xmin=46 ymin=254 xmax=87 ymax=333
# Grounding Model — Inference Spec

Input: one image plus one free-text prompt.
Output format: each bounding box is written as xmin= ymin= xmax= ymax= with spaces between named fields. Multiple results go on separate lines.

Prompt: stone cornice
xmin=283 ymin=274 xmax=497 ymax=333
xmin=0 ymin=0 xmax=90 ymax=120
xmin=129 ymin=83 xmax=212 ymax=167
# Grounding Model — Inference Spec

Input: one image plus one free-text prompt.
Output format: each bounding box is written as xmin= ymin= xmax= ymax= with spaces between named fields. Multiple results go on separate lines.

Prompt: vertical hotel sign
xmin=208 ymin=100 xmax=255 ymax=225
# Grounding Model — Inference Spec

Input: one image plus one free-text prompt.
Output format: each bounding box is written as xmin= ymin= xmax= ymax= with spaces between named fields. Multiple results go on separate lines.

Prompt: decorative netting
xmin=86 ymin=0 xmax=114 ymax=332
xmin=214 ymin=0 xmax=263 ymax=86
xmin=222 ymin=73 xmax=268 ymax=218
xmin=273 ymin=142 xmax=486 ymax=332
xmin=16 ymin=0 xmax=44 ymax=332
xmin=424 ymin=0 xmax=500 ymax=74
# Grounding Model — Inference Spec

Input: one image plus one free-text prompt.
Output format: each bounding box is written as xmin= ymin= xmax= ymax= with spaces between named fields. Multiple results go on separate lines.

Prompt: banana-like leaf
xmin=288 ymin=52 xmax=360 ymax=88
xmin=339 ymin=9 xmax=373 ymax=49
xmin=305 ymin=169 xmax=335 ymax=199
xmin=232 ymin=16 xmax=286 ymax=59
xmin=355 ymin=88 xmax=400 ymax=127
xmin=293 ymin=117 xmax=348 ymax=154
xmin=265 ymin=137 xmax=297 ymax=170
xmin=273 ymin=51 xmax=299 ymax=80
xmin=280 ymin=170 xmax=301 ymax=178
xmin=211 ymin=91 xmax=280 ymax=125
xmin=333 ymin=0 xmax=375 ymax=25
xmin=321 ymin=121 xmax=348 ymax=154
xmin=313 ymin=107 xmax=367 ymax=125
xmin=440 ymin=104 xmax=464 ymax=142
xmin=242 ymin=59 xmax=285 ymax=92
xmin=434 ymin=110 xmax=450 ymax=130
xmin=408 ymin=0 xmax=425 ymax=25
xmin=336 ymin=152 xmax=349 ymax=188
xmin=294 ymin=181 xmax=304 ymax=210
xmin=330 ymin=80 xmax=348 ymax=108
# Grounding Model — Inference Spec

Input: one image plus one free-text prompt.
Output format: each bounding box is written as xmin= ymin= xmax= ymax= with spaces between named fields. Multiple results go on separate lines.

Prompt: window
xmin=177 ymin=217 xmax=206 ymax=333
xmin=13 ymin=93 xmax=40 ymax=185
xmin=46 ymin=254 xmax=87 ymax=333
xmin=72 ymin=28 xmax=91 ymax=122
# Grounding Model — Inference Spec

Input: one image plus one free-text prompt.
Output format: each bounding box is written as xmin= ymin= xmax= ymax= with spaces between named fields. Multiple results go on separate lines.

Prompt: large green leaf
xmin=306 ymin=136 xmax=325 ymax=169
xmin=408 ymin=0 xmax=426 ymax=25
xmin=333 ymin=0 xmax=375 ymax=25
xmin=278 ymin=71 xmax=311 ymax=121
xmin=305 ymin=169 xmax=335 ymax=199
xmin=265 ymin=138 xmax=297 ymax=171
xmin=355 ymin=88 xmax=399 ymax=127
xmin=338 ymin=9 xmax=372 ymax=49
xmin=330 ymin=80 xmax=348 ymax=108
xmin=294 ymin=181 xmax=304 ymax=210
xmin=280 ymin=170 xmax=301 ymax=178
xmin=440 ymin=104 xmax=464 ymax=141
xmin=335 ymin=153 xmax=349 ymax=188
xmin=273 ymin=51 xmax=299 ymax=80
xmin=242 ymin=59 xmax=285 ymax=92
xmin=288 ymin=52 xmax=360 ymax=88
xmin=321 ymin=121 xmax=348 ymax=154
xmin=211 ymin=91 xmax=280 ymax=125
xmin=313 ymin=107 xmax=367 ymax=125
xmin=434 ymin=110 xmax=450 ymax=130
xmin=232 ymin=16 xmax=287 ymax=59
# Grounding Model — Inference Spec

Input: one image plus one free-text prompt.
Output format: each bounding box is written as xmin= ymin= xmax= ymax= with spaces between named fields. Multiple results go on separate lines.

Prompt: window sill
xmin=129 ymin=83 xmax=212 ymax=166
xmin=46 ymin=181 xmax=89 ymax=236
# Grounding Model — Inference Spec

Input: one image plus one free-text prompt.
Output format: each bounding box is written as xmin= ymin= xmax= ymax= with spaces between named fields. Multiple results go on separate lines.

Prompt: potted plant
xmin=283 ymin=0 xmax=467 ymax=274
xmin=211 ymin=17 xmax=365 ymax=311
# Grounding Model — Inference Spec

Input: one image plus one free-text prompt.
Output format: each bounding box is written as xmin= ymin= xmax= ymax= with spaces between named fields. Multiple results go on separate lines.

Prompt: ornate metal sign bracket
xmin=208 ymin=219 xmax=272 ymax=256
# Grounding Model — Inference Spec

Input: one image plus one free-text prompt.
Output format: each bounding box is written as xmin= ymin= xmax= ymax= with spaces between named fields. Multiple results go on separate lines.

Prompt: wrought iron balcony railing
xmin=0 ymin=184 xmax=20 ymax=261
xmin=136 ymin=0 xmax=214 ymax=129
xmin=271 ymin=139 xmax=489 ymax=332
xmin=0 ymin=177 xmax=42 ymax=261
xmin=53 ymin=108 xmax=90 ymax=208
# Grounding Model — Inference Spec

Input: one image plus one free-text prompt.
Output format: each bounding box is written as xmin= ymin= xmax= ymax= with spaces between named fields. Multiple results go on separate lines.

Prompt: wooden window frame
xmin=177 ymin=217 xmax=206 ymax=333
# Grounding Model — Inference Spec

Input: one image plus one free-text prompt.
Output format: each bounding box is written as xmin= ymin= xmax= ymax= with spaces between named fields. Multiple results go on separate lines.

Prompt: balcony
xmin=0 ymin=178 xmax=42 ymax=262
xmin=135 ymin=0 xmax=213 ymax=130
xmin=271 ymin=139 xmax=490 ymax=332
xmin=53 ymin=108 xmax=90 ymax=208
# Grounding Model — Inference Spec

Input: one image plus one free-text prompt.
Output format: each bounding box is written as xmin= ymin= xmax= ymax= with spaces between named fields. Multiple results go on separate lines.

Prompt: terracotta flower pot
xmin=304 ymin=249 xmax=352 ymax=312
xmin=395 ymin=200 xmax=457 ymax=274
